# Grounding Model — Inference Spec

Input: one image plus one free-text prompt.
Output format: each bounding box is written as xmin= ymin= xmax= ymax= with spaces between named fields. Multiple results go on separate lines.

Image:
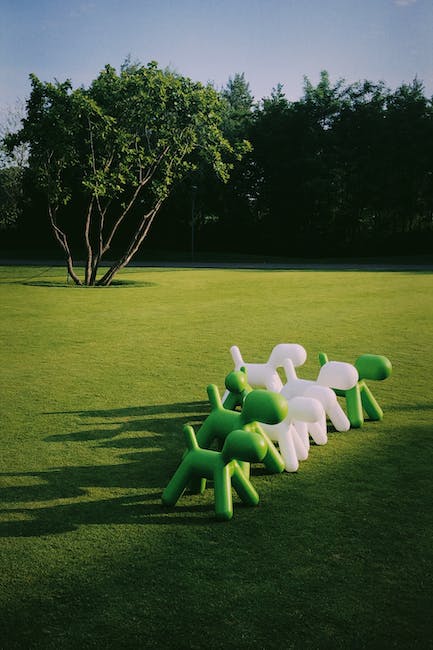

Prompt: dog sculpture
xmin=318 ymin=352 xmax=392 ymax=428
xmin=162 ymin=425 xmax=268 ymax=520
xmin=224 ymin=367 xmax=325 ymax=472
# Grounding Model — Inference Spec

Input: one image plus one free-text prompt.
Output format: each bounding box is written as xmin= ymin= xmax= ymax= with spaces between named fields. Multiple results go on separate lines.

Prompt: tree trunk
xmin=84 ymin=197 xmax=95 ymax=285
xmin=48 ymin=204 xmax=82 ymax=285
xmin=97 ymin=202 xmax=162 ymax=286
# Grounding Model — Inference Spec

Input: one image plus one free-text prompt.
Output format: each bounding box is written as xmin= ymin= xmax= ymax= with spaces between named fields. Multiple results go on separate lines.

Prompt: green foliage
xmin=0 ymin=166 xmax=23 ymax=229
xmin=0 ymin=101 xmax=28 ymax=231
xmin=180 ymin=72 xmax=255 ymax=242
xmin=6 ymin=62 xmax=238 ymax=284
xmin=4 ymin=68 xmax=433 ymax=259
xmin=245 ymin=72 xmax=433 ymax=254
xmin=0 ymin=266 xmax=432 ymax=647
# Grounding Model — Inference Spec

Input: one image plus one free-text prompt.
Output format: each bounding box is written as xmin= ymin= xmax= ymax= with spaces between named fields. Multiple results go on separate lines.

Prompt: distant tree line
xmin=2 ymin=67 xmax=433 ymax=263
xmin=155 ymin=70 xmax=433 ymax=257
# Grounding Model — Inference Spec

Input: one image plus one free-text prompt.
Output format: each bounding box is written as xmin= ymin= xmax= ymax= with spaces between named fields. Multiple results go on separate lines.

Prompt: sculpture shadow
xmin=43 ymin=401 xmax=209 ymax=445
xmin=0 ymin=400 xmax=215 ymax=536
xmin=0 ymin=490 xmax=226 ymax=537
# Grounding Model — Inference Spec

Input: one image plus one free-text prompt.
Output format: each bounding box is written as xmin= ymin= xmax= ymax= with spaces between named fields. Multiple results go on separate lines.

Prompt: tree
xmin=196 ymin=73 xmax=254 ymax=249
xmin=154 ymin=72 xmax=254 ymax=256
xmin=221 ymin=73 xmax=254 ymax=139
xmin=5 ymin=62 xmax=240 ymax=285
xmin=0 ymin=167 xmax=23 ymax=230
xmin=0 ymin=101 xmax=29 ymax=231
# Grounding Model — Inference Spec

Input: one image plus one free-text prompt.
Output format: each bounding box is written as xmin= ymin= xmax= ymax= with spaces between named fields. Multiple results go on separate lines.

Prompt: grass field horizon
xmin=1 ymin=265 xmax=432 ymax=648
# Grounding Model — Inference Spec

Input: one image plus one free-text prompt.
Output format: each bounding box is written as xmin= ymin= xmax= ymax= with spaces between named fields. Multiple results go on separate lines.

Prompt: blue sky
xmin=1 ymin=0 xmax=432 ymax=109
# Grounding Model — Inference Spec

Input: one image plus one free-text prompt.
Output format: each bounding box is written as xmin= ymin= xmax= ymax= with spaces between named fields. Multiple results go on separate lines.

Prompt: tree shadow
xmin=18 ymin=279 xmax=158 ymax=288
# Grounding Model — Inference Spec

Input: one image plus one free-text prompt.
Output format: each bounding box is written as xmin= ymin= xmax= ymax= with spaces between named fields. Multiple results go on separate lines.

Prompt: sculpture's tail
xmin=230 ymin=345 xmax=244 ymax=368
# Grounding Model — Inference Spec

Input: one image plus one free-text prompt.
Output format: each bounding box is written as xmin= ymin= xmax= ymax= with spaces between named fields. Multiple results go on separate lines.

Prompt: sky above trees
xmin=1 ymin=0 xmax=432 ymax=109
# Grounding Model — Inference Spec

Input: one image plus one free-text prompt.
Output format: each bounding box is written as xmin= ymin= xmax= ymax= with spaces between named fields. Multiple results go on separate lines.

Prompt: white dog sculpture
xmin=281 ymin=358 xmax=358 ymax=438
xmin=225 ymin=344 xmax=359 ymax=452
xmin=261 ymin=395 xmax=325 ymax=472
xmin=226 ymin=343 xmax=307 ymax=393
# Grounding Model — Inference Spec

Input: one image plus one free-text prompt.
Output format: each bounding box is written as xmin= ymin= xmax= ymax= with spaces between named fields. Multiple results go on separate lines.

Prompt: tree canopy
xmin=5 ymin=61 xmax=243 ymax=284
xmin=3 ymin=67 xmax=433 ymax=263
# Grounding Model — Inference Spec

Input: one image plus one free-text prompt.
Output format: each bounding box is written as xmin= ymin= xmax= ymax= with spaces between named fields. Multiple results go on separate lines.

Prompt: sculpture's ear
xmin=207 ymin=384 xmax=223 ymax=410
xmin=183 ymin=425 xmax=199 ymax=451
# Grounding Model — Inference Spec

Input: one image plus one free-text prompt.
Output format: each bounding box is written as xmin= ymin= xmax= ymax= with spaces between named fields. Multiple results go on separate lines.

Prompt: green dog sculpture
xmin=162 ymin=425 xmax=268 ymax=520
xmin=195 ymin=382 xmax=287 ymax=477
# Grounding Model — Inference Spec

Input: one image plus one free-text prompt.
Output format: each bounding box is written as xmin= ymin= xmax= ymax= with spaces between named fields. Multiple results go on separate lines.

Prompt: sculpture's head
xmin=222 ymin=429 xmax=267 ymax=464
xmin=224 ymin=367 xmax=249 ymax=394
xmin=355 ymin=354 xmax=392 ymax=381
xmin=242 ymin=389 xmax=288 ymax=425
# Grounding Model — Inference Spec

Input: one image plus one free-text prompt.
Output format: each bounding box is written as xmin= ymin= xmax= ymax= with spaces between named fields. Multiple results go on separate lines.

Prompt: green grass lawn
xmin=0 ymin=265 xmax=432 ymax=649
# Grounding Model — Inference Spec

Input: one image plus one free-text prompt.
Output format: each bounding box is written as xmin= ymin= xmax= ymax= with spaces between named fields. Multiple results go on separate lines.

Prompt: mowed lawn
xmin=0 ymin=265 xmax=432 ymax=649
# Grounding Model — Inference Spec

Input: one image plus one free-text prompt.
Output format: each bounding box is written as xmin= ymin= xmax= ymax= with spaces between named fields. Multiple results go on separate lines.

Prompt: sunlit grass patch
xmin=0 ymin=266 xmax=432 ymax=648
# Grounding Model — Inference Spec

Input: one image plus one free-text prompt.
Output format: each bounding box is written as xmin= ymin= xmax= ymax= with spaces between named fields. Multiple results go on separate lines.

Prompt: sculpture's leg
xmin=278 ymin=427 xmax=299 ymax=472
xmin=231 ymin=464 xmax=259 ymax=506
xmin=292 ymin=421 xmax=309 ymax=460
xmin=199 ymin=477 xmax=207 ymax=494
xmin=264 ymin=443 xmax=286 ymax=473
xmin=360 ymin=381 xmax=384 ymax=421
xmin=222 ymin=391 xmax=242 ymax=411
xmin=213 ymin=465 xmax=233 ymax=520
xmin=345 ymin=386 xmax=364 ymax=428
xmin=237 ymin=460 xmax=251 ymax=478
xmin=252 ymin=425 xmax=285 ymax=473
xmin=162 ymin=463 xmax=192 ymax=506
xmin=193 ymin=419 xmax=219 ymax=494
xmin=327 ymin=399 xmax=350 ymax=432
xmin=308 ymin=413 xmax=328 ymax=444
xmin=294 ymin=420 xmax=310 ymax=451
xmin=187 ymin=476 xmax=206 ymax=494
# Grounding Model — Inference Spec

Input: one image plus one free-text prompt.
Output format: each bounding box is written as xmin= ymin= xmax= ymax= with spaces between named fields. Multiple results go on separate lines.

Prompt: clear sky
xmin=1 ymin=0 xmax=432 ymax=110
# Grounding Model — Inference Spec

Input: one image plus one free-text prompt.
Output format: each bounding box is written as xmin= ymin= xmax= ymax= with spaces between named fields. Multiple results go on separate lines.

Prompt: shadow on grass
xmin=0 ymin=493 xmax=223 ymax=537
xmin=9 ymin=400 xmax=429 ymax=538
xmin=397 ymin=402 xmax=433 ymax=411
xmin=2 ymin=421 xmax=433 ymax=649
xmin=44 ymin=401 xmax=208 ymax=418
xmin=20 ymin=279 xmax=158 ymax=288
xmin=43 ymin=401 xmax=209 ymax=445
xmin=0 ymin=400 xmax=218 ymax=536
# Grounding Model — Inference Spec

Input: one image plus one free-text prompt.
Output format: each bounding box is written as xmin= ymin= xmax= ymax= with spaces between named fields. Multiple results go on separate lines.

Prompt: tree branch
xmin=101 ymin=144 xmax=170 ymax=254
xmin=97 ymin=199 xmax=164 ymax=286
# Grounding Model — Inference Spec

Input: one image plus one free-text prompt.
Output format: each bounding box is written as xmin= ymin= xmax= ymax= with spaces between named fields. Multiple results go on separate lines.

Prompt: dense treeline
xmin=153 ymin=71 xmax=433 ymax=257
xmin=2 ymin=69 xmax=433 ymax=259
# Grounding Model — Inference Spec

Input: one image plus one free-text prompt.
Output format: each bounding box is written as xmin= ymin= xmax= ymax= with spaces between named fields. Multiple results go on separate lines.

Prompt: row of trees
xmin=158 ymin=70 xmax=433 ymax=257
xmin=1 ymin=63 xmax=433 ymax=284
